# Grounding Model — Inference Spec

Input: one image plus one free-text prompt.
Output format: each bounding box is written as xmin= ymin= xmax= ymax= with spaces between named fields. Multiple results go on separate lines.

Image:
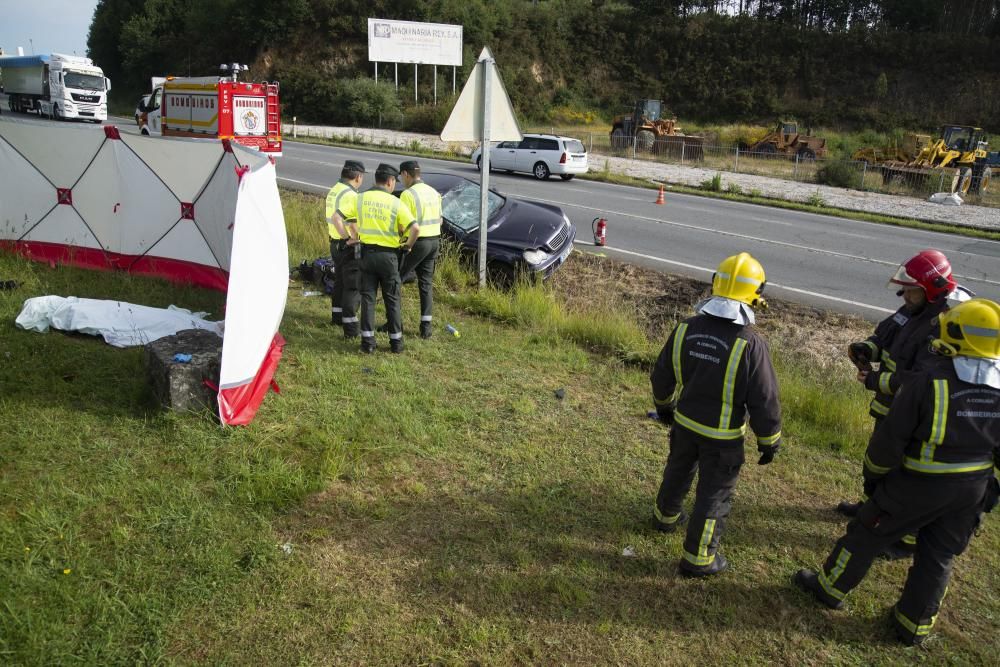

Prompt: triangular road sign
xmin=440 ymin=47 xmax=522 ymax=143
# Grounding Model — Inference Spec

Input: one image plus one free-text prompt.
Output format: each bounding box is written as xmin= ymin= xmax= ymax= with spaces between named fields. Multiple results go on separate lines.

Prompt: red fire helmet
xmin=888 ymin=249 xmax=956 ymax=302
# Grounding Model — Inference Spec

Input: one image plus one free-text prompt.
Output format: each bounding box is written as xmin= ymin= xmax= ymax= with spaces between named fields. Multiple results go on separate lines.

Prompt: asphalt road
xmin=274 ymin=140 xmax=1000 ymax=320
xmin=8 ymin=110 xmax=1000 ymax=320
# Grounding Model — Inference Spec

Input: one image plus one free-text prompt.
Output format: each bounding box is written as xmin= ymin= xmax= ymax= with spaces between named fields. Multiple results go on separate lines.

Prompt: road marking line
xmin=541 ymin=197 xmax=1000 ymax=287
xmin=278 ymin=176 xmax=329 ymax=189
xmin=586 ymin=244 xmax=895 ymax=315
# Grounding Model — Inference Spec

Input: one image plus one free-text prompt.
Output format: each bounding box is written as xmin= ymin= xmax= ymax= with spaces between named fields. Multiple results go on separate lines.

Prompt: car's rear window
xmin=565 ymin=139 xmax=586 ymax=154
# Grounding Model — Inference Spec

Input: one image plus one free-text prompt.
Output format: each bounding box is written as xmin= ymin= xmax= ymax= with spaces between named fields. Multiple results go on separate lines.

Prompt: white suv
xmin=472 ymin=133 xmax=589 ymax=180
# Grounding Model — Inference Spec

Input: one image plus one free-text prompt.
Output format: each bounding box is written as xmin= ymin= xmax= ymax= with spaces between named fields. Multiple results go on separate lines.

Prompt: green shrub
xmin=403 ymin=102 xmax=453 ymax=133
xmin=701 ymin=173 xmax=723 ymax=192
xmin=816 ymin=160 xmax=859 ymax=189
xmin=335 ymin=78 xmax=401 ymax=127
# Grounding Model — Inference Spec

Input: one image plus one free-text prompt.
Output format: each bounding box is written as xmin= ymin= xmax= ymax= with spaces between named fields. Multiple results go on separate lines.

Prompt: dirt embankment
xmin=551 ymin=252 xmax=873 ymax=368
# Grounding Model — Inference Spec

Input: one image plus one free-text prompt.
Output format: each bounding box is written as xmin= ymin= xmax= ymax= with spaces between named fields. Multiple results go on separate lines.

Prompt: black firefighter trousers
xmin=399 ymin=236 xmax=440 ymax=335
xmin=656 ymin=425 xmax=745 ymax=571
xmin=815 ymin=471 xmax=988 ymax=643
xmin=330 ymin=239 xmax=360 ymax=337
xmin=359 ymin=245 xmax=402 ymax=350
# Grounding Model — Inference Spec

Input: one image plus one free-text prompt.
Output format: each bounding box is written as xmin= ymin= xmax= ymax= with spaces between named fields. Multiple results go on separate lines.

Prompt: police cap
xmin=399 ymin=160 xmax=420 ymax=174
xmin=375 ymin=163 xmax=400 ymax=179
xmin=343 ymin=159 xmax=366 ymax=173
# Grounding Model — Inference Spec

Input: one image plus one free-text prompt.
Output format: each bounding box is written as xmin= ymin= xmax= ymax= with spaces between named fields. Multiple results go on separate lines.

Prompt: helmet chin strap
xmin=930 ymin=339 xmax=959 ymax=357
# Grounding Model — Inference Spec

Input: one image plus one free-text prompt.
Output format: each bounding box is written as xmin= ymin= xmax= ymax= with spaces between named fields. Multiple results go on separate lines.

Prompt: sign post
xmin=440 ymin=47 xmax=521 ymax=287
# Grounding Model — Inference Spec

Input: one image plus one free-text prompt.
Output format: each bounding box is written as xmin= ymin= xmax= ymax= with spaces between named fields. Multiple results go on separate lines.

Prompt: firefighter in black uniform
xmin=796 ymin=297 xmax=1000 ymax=646
xmin=650 ymin=252 xmax=783 ymax=577
xmin=325 ymin=160 xmax=365 ymax=338
xmin=837 ymin=249 xmax=973 ymax=557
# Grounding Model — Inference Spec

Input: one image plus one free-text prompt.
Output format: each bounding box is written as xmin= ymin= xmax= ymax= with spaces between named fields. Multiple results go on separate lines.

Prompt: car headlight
xmin=523 ymin=249 xmax=549 ymax=265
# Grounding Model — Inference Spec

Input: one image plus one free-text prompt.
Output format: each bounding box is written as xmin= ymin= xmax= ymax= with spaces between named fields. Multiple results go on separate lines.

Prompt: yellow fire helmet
xmin=712 ymin=252 xmax=767 ymax=307
xmin=931 ymin=298 xmax=1000 ymax=360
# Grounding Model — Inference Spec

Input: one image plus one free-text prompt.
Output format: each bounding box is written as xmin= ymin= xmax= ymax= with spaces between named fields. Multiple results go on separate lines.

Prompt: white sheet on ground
xmin=15 ymin=296 xmax=223 ymax=347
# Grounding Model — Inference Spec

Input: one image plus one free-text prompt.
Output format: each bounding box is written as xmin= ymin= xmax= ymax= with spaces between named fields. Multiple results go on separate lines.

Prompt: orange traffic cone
xmin=655 ymin=184 xmax=665 ymax=205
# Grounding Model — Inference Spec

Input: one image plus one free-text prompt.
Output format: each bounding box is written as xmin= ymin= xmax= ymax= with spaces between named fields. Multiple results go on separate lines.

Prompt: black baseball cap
xmin=343 ymin=159 xmax=366 ymax=173
xmin=399 ymin=160 xmax=420 ymax=173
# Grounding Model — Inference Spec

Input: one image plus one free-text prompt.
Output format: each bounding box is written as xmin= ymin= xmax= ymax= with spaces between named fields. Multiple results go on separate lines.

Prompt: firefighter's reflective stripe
xmin=919 ymin=380 xmax=949 ymax=463
xmin=674 ymin=411 xmax=747 ymax=440
xmin=862 ymin=340 xmax=879 ymax=357
xmin=683 ymin=519 xmax=717 ymax=566
xmin=674 ymin=334 xmax=748 ymax=441
xmin=879 ymin=371 xmax=894 ymax=395
xmin=902 ymin=458 xmax=993 ymax=474
xmin=325 ymin=182 xmax=356 ymax=240
xmin=653 ymin=506 xmax=682 ymax=525
xmin=357 ymin=191 xmax=413 ymax=248
xmin=671 ymin=323 xmax=688 ymax=400
xmin=864 ymin=453 xmax=892 ymax=475
xmin=758 ymin=431 xmax=781 ymax=446
xmin=881 ymin=351 xmax=897 ymax=372
xmin=900 ymin=534 xmax=917 ymax=545
xmin=718 ymin=338 xmax=748 ymax=432
xmin=715 ymin=271 xmax=762 ymax=288
xmin=894 ymin=607 xmax=937 ymax=638
xmin=818 ymin=547 xmax=851 ymax=601
xmin=401 ymin=182 xmax=441 ymax=237
xmin=870 ymin=397 xmax=891 ymax=416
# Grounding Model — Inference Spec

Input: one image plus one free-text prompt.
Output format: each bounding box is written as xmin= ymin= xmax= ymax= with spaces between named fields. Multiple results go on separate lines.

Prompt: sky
xmin=0 ymin=0 xmax=101 ymax=58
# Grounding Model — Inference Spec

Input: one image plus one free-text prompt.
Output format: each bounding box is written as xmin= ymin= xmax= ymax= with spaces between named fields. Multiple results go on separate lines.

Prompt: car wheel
xmin=476 ymin=156 xmax=482 ymax=171
xmin=52 ymin=104 xmax=61 ymax=121
xmin=560 ymin=174 xmax=574 ymax=181
xmin=797 ymin=147 xmax=816 ymax=161
xmin=487 ymin=261 xmax=519 ymax=288
xmin=141 ymin=127 xmax=150 ymax=136
xmin=533 ymin=162 xmax=550 ymax=180
xmin=977 ymin=166 xmax=992 ymax=194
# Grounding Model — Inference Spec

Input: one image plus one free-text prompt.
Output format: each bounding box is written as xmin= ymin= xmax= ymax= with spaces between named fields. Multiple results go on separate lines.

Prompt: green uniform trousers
xmin=400 ymin=236 xmax=440 ymax=335
xmin=359 ymin=245 xmax=402 ymax=349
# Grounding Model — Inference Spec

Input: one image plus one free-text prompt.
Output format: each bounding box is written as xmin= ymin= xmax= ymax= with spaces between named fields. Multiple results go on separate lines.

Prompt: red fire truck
xmin=138 ymin=73 xmax=282 ymax=156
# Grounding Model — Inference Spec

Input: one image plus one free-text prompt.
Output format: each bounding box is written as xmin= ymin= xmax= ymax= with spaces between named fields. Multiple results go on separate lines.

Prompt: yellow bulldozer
xmin=743 ymin=120 xmax=827 ymax=159
xmin=851 ymin=132 xmax=929 ymax=166
xmin=609 ymin=99 xmax=704 ymax=160
xmin=879 ymin=125 xmax=992 ymax=195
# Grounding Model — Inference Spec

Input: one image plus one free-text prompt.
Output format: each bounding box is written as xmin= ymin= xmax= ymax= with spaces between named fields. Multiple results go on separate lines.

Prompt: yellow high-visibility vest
xmin=400 ymin=181 xmax=442 ymax=238
xmin=356 ymin=189 xmax=416 ymax=248
xmin=325 ymin=181 xmax=357 ymax=240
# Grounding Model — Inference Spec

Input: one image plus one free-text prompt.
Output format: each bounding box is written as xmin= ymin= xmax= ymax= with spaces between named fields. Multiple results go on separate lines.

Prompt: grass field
xmin=1 ymin=190 xmax=998 ymax=664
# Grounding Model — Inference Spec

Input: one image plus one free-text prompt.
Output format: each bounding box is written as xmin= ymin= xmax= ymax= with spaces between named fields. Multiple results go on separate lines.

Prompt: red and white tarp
xmin=0 ymin=118 xmax=288 ymax=425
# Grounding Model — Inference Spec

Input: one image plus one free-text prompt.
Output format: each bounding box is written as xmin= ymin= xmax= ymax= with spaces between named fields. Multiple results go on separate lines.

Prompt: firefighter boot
xmin=390 ymin=339 xmax=405 ymax=354
xmin=793 ymin=569 xmax=844 ymax=610
xmin=360 ymin=337 xmax=376 ymax=354
xmin=651 ymin=510 xmax=688 ymax=533
xmin=679 ymin=553 xmax=728 ymax=578
xmin=420 ymin=321 xmax=433 ymax=339
xmin=890 ymin=606 xmax=927 ymax=646
xmin=836 ymin=500 xmax=863 ymax=517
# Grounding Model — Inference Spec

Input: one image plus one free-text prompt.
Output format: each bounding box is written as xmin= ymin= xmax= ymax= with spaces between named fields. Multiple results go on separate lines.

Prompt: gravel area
xmin=286 ymin=123 xmax=1000 ymax=232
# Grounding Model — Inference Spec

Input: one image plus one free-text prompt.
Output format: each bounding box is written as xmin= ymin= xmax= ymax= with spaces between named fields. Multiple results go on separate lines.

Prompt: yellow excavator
xmin=609 ymin=99 xmax=704 ymax=160
xmin=880 ymin=125 xmax=992 ymax=195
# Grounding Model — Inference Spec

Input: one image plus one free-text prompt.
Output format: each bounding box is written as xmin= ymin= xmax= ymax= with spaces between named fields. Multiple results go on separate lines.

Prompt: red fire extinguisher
xmin=592 ymin=217 xmax=607 ymax=246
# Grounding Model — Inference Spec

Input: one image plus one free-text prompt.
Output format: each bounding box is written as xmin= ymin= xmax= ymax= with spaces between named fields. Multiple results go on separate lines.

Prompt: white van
xmin=472 ymin=133 xmax=589 ymax=180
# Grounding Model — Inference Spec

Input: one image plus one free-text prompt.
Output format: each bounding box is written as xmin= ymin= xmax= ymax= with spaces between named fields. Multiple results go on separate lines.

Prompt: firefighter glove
xmin=863 ymin=370 xmax=882 ymax=392
xmin=656 ymin=404 xmax=675 ymax=426
xmin=984 ymin=477 xmax=1000 ymax=514
xmin=757 ymin=445 xmax=778 ymax=465
xmin=848 ymin=342 xmax=873 ymax=364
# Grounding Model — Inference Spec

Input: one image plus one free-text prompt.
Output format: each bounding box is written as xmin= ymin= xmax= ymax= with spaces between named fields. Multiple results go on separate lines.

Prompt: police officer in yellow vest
xmin=357 ymin=164 xmax=419 ymax=354
xmin=650 ymin=253 xmax=783 ymax=577
xmin=398 ymin=161 xmax=442 ymax=339
xmin=325 ymin=160 xmax=365 ymax=338
xmin=795 ymin=298 xmax=1000 ymax=646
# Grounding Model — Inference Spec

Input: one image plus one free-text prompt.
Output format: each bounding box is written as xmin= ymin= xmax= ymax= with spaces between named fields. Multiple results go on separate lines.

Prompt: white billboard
xmin=368 ymin=19 xmax=463 ymax=67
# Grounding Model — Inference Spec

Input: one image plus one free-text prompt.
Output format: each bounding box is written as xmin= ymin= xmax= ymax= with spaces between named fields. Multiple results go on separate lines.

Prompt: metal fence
xmin=540 ymin=128 xmax=998 ymax=208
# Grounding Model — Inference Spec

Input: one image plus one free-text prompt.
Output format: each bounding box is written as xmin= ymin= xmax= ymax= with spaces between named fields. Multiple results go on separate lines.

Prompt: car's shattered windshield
xmin=442 ymin=181 xmax=505 ymax=232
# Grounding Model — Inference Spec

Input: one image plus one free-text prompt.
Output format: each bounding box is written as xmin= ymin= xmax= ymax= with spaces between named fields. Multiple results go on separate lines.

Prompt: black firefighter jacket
xmin=651 ymin=313 xmax=782 ymax=451
xmin=863 ymin=362 xmax=1000 ymax=482
xmin=860 ymin=299 xmax=948 ymax=419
